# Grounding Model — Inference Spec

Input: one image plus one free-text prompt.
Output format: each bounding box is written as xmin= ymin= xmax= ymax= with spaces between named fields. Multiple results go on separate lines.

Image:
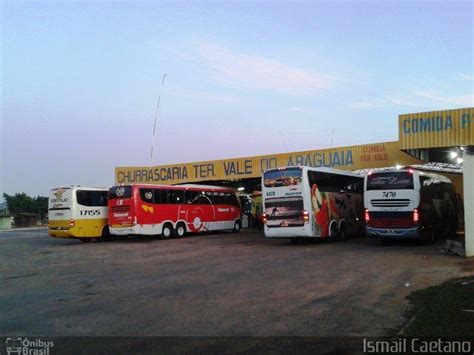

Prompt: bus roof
xmin=264 ymin=166 xmax=361 ymax=178
xmin=51 ymin=186 xmax=108 ymax=191
xmin=113 ymin=183 xmax=236 ymax=192
xmin=178 ymin=184 xmax=237 ymax=191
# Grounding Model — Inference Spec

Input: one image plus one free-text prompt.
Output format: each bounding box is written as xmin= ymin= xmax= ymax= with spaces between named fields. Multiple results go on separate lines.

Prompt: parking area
xmin=1 ymin=229 xmax=473 ymax=337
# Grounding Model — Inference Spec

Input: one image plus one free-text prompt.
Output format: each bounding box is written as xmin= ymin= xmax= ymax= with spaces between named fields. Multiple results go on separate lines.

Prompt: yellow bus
xmin=48 ymin=186 xmax=109 ymax=242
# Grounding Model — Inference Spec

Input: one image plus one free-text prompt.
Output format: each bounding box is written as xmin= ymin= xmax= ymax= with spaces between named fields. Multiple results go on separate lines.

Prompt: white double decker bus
xmin=364 ymin=168 xmax=460 ymax=241
xmin=262 ymin=166 xmax=365 ymax=241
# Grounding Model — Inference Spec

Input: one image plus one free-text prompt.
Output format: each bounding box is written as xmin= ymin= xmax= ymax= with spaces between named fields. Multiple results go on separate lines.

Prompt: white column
xmin=464 ymin=150 xmax=474 ymax=257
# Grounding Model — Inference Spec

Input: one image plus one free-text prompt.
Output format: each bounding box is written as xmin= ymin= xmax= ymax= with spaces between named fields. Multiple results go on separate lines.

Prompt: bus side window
xmin=227 ymin=193 xmax=240 ymax=207
xmin=353 ymin=181 xmax=363 ymax=193
xmin=98 ymin=191 xmax=108 ymax=206
xmin=140 ymin=188 xmax=154 ymax=203
xmin=207 ymin=192 xmax=219 ymax=205
xmin=193 ymin=194 xmax=211 ymax=205
xmin=153 ymin=189 xmax=168 ymax=204
xmin=185 ymin=191 xmax=199 ymax=204
xmin=168 ymin=190 xmax=184 ymax=204
xmin=76 ymin=191 xmax=88 ymax=206
xmin=212 ymin=192 xmax=225 ymax=205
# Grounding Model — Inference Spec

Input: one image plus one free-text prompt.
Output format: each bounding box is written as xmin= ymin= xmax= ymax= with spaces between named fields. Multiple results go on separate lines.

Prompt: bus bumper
xmin=49 ymin=229 xmax=72 ymax=238
xmin=264 ymin=226 xmax=314 ymax=238
xmin=366 ymin=227 xmax=420 ymax=239
xmin=109 ymin=225 xmax=139 ymax=236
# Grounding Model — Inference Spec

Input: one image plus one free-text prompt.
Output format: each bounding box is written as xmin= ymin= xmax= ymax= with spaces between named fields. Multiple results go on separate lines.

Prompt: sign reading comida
xmin=399 ymin=107 xmax=473 ymax=150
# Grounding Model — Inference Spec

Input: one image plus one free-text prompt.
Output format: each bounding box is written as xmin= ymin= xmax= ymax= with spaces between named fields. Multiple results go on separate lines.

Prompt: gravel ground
xmin=1 ymin=229 xmax=472 ymax=337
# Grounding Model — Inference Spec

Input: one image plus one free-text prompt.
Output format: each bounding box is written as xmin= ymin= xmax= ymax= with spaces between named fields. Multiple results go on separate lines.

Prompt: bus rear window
xmin=264 ymin=168 xmax=302 ymax=187
xmin=367 ymin=172 xmax=414 ymax=190
xmin=109 ymin=186 xmax=133 ymax=199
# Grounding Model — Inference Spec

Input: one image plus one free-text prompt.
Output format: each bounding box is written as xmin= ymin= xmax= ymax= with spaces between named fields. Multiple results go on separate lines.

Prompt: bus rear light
xmin=413 ymin=208 xmax=419 ymax=223
xmin=365 ymin=209 xmax=370 ymax=222
xmin=69 ymin=219 xmax=75 ymax=227
xmin=408 ymin=168 xmax=414 ymax=174
xmin=303 ymin=210 xmax=310 ymax=223
xmin=262 ymin=213 xmax=267 ymax=224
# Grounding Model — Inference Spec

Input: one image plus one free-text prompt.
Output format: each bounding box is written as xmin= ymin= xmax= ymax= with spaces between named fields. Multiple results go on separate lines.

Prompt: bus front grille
xmin=370 ymin=199 xmax=410 ymax=208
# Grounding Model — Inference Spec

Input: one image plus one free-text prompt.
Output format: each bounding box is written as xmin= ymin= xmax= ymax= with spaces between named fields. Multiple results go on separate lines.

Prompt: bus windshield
xmin=367 ymin=172 xmax=414 ymax=190
xmin=109 ymin=186 xmax=133 ymax=199
xmin=264 ymin=168 xmax=302 ymax=187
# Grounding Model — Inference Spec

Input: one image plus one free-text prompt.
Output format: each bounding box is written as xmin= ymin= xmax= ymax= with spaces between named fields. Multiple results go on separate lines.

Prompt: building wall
xmin=0 ymin=216 xmax=12 ymax=230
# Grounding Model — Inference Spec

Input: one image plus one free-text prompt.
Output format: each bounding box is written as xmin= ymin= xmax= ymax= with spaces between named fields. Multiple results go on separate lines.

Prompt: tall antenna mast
xmin=150 ymin=74 xmax=167 ymax=165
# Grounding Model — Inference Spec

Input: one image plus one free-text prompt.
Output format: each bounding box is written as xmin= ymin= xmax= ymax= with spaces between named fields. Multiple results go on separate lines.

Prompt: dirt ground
xmin=1 ymin=229 xmax=473 ymax=337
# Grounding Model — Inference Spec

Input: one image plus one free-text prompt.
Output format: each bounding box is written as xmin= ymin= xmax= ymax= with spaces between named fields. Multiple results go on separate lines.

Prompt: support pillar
xmin=464 ymin=149 xmax=474 ymax=257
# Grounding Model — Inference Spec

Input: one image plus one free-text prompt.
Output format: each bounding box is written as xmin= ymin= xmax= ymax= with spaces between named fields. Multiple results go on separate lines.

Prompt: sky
xmin=1 ymin=1 xmax=473 ymax=197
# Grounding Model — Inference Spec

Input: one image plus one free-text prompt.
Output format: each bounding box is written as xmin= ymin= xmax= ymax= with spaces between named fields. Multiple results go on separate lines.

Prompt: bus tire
xmin=233 ymin=221 xmax=241 ymax=233
xmin=79 ymin=238 xmax=91 ymax=243
xmin=328 ymin=223 xmax=338 ymax=243
xmin=162 ymin=224 xmax=174 ymax=239
xmin=175 ymin=223 xmax=186 ymax=238
xmin=100 ymin=226 xmax=112 ymax=242
xmin=337 ymin=223 xmax=347 ymax=241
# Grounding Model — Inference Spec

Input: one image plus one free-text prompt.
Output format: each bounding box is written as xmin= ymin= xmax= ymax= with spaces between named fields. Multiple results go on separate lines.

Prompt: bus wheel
xmin=337 ymin=224 xmax=347 ymax=241
xmin=100 ymin=226 xmax=112 ymax=242
xmin=233 ymin=221 xmax=241 ymax=233
xmin=162 ymin=224 xmax=174 ymax=239
xmin=328 ymin=224 xmax=338 ymax=243
xmin=175 ymin=223 xmax=186 ymax=238
xmin=79 ymin=238 xmax=91 ymax=243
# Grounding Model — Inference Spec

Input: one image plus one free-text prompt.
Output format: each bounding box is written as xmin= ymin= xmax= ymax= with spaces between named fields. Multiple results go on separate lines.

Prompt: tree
xmin=3 ymin=193 xmax=48 ymax=216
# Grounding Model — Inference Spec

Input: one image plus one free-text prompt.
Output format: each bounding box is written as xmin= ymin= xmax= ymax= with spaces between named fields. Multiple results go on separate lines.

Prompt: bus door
xmin=183 ymin=191 xmax=216 ymax=233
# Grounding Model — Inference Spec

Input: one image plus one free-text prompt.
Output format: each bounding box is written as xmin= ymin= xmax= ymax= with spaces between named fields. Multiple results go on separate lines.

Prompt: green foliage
xmin=401 ymin=276 xmax=474 ymax=337
xmin=3 ymin=193 xmax=48 ymax=216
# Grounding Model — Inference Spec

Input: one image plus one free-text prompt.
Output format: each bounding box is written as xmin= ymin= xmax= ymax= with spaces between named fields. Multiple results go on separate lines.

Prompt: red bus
xmin=108 ymin=184 xmax=242 ymax=238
